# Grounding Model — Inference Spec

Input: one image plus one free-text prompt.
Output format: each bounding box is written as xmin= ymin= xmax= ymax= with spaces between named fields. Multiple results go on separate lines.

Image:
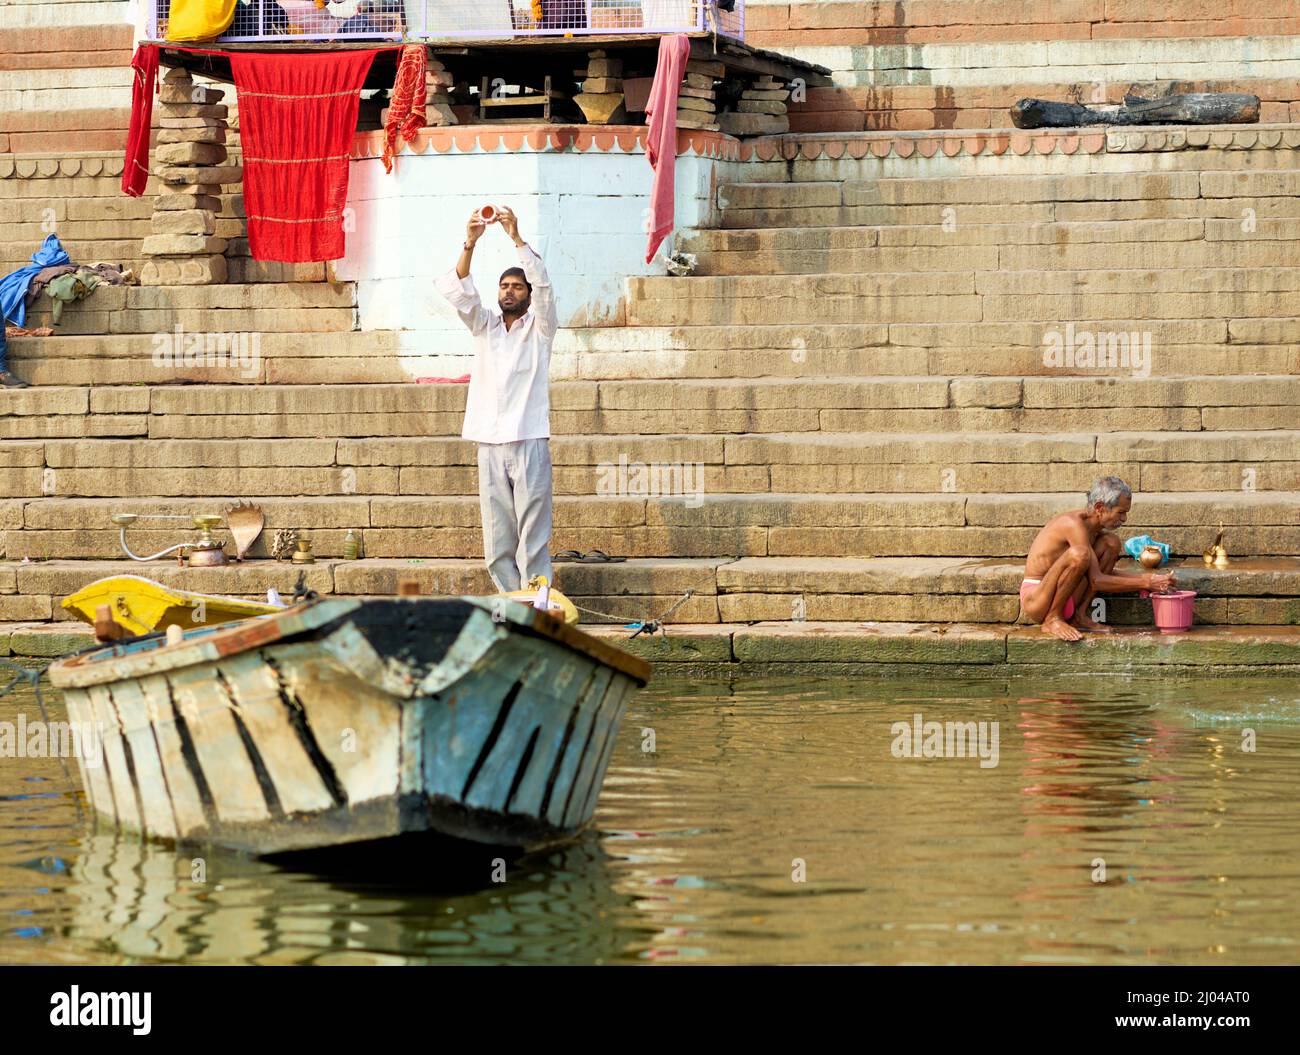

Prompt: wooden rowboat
xmin=47 ymin=595 xmax=650 ymax=856
xmin=61 ymin=574 xmax=284 ymax=635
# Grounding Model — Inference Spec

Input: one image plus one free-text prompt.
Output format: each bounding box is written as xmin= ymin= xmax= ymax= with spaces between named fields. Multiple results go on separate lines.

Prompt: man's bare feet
xmin=1042 ymin=616 xmax=1084 ymax=642
xmin=1069 ymin=614 xmax=1115 ymax=634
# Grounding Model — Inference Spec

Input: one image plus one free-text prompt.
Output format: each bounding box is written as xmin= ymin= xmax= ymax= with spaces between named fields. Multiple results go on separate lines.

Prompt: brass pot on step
xmin=186 ymin=515 xmax=228 ymax=567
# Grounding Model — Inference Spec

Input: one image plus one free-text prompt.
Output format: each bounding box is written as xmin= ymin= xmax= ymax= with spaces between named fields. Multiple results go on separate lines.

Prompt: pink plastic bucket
xmin=1149 ymin=590 xmax=1196 ymax=634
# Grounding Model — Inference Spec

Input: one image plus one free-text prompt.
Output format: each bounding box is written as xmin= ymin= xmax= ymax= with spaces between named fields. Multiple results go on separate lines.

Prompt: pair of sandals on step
xmin=553 ymin=549 xmax=626 ymax=563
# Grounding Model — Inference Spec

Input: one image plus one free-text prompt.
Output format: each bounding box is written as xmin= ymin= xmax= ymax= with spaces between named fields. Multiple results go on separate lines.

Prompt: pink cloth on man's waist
xmin=1020 ymin=578 xmax=1075 ymax=621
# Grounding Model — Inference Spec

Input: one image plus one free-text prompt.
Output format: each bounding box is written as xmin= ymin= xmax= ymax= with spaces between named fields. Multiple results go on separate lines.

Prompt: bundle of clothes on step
xmin=0 ymin=233 xmax=137 ymax=388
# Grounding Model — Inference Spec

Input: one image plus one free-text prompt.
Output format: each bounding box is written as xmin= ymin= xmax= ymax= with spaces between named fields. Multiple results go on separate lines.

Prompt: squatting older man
xmin=1020 ymin=476 xmax=1175 ymax=642
xmin=435 ymin=205 xmax=558 ymax=593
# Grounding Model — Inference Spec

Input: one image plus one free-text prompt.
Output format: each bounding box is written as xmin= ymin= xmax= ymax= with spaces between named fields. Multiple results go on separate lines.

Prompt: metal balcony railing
xmin=148 ymin=1 xmax=744 ymax=44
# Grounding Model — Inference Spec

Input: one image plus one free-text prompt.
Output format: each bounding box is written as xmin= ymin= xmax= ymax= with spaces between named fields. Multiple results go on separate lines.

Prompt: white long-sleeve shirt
xmin=434 ymin=243 xmax=557 ymax=444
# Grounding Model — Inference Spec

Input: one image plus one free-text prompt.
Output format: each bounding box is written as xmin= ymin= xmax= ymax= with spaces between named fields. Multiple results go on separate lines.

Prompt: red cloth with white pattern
xmin=229 ymin=49 xmax=378 ymax=262
xmin=382 ymin=44 xmax=427 ymax=175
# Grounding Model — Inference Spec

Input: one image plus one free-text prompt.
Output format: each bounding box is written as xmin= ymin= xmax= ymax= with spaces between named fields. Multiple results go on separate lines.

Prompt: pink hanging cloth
xmin=228 ymin=49 xmax=378 ymax=262
xmin=643 ymin=34 xmax=691 ymax=264
xmin=122 ymin=44 xmax=160 ymax=197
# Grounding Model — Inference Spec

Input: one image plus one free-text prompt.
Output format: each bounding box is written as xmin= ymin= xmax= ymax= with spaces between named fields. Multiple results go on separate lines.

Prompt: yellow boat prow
xmin=61 ymin=575 xmax=284 ymax=636
xmin=503 ymin=578 xmax=580 ymax=625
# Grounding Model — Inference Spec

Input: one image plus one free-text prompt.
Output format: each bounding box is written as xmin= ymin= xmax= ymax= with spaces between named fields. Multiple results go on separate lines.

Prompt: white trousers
xmin=476 ymin=438 xmax=554 ymax=593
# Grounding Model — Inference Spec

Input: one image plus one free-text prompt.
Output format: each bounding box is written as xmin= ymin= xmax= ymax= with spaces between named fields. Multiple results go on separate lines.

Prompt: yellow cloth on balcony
xmin=166 ymin=0 xmax=238 ymax=42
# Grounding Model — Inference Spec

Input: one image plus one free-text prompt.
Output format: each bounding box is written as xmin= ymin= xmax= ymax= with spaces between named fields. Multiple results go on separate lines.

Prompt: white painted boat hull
xmin=48 ymin=597 xmax=650 ymax=856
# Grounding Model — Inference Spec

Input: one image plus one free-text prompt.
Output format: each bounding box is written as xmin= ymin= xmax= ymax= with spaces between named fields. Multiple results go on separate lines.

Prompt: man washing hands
xmin=1020 ymin=476 xmax=1176 ymax=642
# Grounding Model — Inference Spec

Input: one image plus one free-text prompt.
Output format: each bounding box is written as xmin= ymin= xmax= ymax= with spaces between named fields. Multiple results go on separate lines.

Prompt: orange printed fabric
xmin=382 ymin=45 xmax=428 ymax=175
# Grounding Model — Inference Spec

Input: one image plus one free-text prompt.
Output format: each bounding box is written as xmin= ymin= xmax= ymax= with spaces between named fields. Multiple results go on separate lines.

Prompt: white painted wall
xmin=337 ymin=141 xmax=740 ymax=377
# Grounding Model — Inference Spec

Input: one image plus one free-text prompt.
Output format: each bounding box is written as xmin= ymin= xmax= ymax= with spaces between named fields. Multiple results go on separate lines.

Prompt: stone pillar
xmin=426 ymin=58 xmax=458 ymax=126
xmin=140 ymin=67 xmax=240 ymax=285
xmin=720 ymin=76 xmax=790 ymax=136
xmin=575 ymin=49 xmax=626 ymax=125
xmin=676 ymin=57 xmax=720 ymax=132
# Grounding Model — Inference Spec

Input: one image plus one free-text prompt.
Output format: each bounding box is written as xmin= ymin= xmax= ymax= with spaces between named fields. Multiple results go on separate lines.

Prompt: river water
xmin=2 ymin=675 xmax=1298 ymax=965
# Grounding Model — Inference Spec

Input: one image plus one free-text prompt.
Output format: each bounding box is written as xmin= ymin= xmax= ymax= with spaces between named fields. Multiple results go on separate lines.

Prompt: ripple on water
xmin=0 ymin=675 xmax=1298 ymax=964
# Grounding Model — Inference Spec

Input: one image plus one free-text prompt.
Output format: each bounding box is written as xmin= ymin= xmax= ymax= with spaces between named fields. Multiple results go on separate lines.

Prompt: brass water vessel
xmin=111 ymin=512 xmax=228 ymax=566
xmin=1202 ymin=526 xmax=1229 ymax=568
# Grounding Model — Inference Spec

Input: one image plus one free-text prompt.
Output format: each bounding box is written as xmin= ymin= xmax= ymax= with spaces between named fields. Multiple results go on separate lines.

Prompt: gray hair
xmin=1087 ymin=475 xmax=1132 ymax=509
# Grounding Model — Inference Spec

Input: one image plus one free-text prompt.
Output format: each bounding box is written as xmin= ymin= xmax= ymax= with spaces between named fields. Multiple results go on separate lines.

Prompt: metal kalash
xmin=111 ymin=513 xmax=230 ymax=567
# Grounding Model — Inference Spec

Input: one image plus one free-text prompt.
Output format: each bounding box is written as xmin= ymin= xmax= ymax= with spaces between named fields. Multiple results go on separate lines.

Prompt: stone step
xmin=779 ymin=131 xmax=1300 ymax=182
xmin=8 ymin=617 xmax=1298 ymax=674
xmin=0 ymin=216 xmax=246 ymax=245
xmin=2 ymin=556 xmax=1298 ymax=630
xmin=751 ymin=26 xmax=1300 ymax=84
xmin=717 ymin=195 xmax=1300 ymax=230
xmin=686 ymin=216 xmax=1285 ymax=253
xmin=22 ymin=282 xmax=355 ymax=311
xmin=0 ymin=238 xmax=142 ymax=273
xmin=4 ymin=429 xmax=1296 ymax=497
xmin=19 ymin=282 xmax=358 ymax=334
xmin=15 ymin=340 xmax=1294 ymax=384
xmin=599 ymin=622 xmax=1300 ymax=675
xmin=3 ymin=493 xmax=1299 ymax=561
xmin=4 ymin=377 xmax=1299 ymax=438
xmin=0 ymin=21 xmax=134 ymax=53
xmin=8 ymin=375 xmax=1300 ymax=415
xmin=785 ymin=77 xmax=1300 ymax=133
xmin=550 ymin=318 xmax=1292 ymax=378
xmin=686 ymin=229 xmax=1300 ymax=275
xmin=0 ymin=65 xmax=134 ymax=116
xmin=0 ymin=109 xmax=132 ymax=154
xmin=710 ymin=556 xmax=1300 ymax=626
xmin=721 ymin=172 xmax=1193 ymax=210
xmin=0 ymin=4 xmax=136 ymax=30
xmin=626 ymin=279 xmax=1300 ymax=325
xmin=721 ymin=170 xmax=1300 ymax=210
xmin=632 ymin=266 xmax=1300 ymax=301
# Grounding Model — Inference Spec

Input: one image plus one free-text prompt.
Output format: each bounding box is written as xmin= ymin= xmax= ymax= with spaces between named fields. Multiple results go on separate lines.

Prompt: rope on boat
xmin=569 ymin=565 xmax=725 ymax=638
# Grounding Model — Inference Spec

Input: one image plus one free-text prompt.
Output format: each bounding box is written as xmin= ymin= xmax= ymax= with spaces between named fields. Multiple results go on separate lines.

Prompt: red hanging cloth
xmin=382 ymin=45 xmax=427 ymax=175
xmin=122 ymin=44 xmax=159 ymax=197
xmin=644 ymin=34 xmax=691 ymax=264
xmin=228 ymin=49 xmax=378 ymax=262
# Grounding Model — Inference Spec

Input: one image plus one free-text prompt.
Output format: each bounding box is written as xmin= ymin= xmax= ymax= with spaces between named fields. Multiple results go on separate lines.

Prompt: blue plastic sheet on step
xmin=0 ymin=234 xmax=70 ymax=328
xmin=1124 ymin=534 xmax=1172 ymax=565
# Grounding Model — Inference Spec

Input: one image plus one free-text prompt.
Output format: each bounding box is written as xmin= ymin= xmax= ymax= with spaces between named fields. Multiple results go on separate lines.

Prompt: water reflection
xmin=2 ymin=676 xmax=1298 ymax=964
xmin=52 ymin=833 xmax=636 ymax=965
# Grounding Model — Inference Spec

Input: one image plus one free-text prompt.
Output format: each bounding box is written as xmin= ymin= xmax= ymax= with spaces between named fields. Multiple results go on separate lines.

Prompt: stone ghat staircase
xmin=4 ymin=127 xmax=1300 ymax=668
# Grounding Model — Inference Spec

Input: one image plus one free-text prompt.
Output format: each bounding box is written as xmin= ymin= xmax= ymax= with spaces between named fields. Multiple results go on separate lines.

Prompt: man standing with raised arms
xmin=435 ymin=206 xmax=558 ymax=593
